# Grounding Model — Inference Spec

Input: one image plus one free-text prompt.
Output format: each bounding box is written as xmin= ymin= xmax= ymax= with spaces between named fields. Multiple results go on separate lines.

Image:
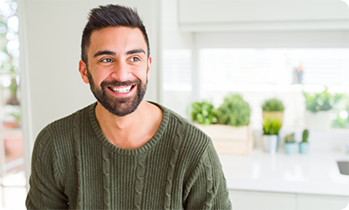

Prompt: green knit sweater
xmin=26 ymin=102 xmax=232 ymax=210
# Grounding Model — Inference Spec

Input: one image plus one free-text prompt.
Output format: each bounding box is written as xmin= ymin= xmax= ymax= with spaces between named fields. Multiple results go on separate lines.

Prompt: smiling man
xmin=26 ymin=4 xmax=232 ymax=209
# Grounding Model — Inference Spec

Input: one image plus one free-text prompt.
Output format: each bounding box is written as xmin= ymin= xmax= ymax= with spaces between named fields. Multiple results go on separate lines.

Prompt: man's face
xmin=79 ymin=26 xmax=151 ymax=116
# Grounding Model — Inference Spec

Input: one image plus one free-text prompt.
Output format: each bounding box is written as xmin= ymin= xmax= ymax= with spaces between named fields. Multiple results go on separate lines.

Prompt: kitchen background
xmin=0 ymin=0 xmax=349 ymax=209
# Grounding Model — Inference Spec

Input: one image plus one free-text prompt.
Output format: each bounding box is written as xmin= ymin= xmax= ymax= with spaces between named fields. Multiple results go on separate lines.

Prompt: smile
xmin=108 ymin=85 xmax=135 ymax=93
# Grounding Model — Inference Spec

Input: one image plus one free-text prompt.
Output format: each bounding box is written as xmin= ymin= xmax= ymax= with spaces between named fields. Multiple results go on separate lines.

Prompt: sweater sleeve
xmin=25 ymin=125 xmax=69 ymax=209
xmin=183 ymin=140 xmax=232 ymax=210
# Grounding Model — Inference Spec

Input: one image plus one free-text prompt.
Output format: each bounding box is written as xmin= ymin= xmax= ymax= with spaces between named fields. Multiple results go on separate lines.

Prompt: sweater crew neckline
xmin=88 ymin=101 xmax=170 ymax=155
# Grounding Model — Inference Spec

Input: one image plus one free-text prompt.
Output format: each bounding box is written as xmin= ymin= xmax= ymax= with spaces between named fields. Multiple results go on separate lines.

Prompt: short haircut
xmin=81 ymin=4 xmax=150 ymax=64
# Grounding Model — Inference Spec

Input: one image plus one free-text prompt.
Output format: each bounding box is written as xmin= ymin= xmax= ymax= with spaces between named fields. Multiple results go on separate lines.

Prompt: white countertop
xmin=220 ymin=149 xmax=349 ymax=196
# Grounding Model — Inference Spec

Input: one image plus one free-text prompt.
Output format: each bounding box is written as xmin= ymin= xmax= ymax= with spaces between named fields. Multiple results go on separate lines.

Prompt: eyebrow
xmin=93 ymin=50 xmax=115 ymax=58
xmin=126 ymin=49 xmax=146 ymax=55
xmin=93 ymin=48 xmax=146 ymax=58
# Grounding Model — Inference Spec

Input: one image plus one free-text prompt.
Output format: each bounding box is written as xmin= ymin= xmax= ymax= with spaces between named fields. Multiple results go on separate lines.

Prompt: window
xmin=161 ymin=47 xmax=349 ymax=129
xmin=0 ymin=0 xmax=26 ymax=209
xmin=200 ymin=48 xmax=349 ymax=87
xmin=199 ymin=48 xmax=349 ymax=129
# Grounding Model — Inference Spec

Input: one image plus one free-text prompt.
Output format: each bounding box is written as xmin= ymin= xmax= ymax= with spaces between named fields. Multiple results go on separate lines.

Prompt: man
xmin=26 ymin=4 xmax=232 ymax=209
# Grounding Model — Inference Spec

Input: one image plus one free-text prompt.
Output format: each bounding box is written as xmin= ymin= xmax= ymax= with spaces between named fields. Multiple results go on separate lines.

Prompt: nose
xmin=110 ymin=60 xmax=130 ymax=81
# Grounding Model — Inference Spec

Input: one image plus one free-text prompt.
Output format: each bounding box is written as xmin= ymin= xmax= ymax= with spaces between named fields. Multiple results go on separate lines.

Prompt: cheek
xmin=91 ymin=68 xmax=112 ymax=84
xmin=131 ymin=66 xmax=148 ymax=80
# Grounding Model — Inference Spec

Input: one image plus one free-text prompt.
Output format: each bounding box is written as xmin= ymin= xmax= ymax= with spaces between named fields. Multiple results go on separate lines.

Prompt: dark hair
xmin=81 ymin=4 xmax=150 ymax=64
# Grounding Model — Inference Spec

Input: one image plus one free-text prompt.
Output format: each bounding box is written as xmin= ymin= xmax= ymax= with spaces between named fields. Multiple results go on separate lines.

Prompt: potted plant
xmin=216 ymin=93 xmax=251 ymax=127
xmin=284 ymin=133 xmax=297 ymax=155
xmin=192 ymin=93 xmax=253 ymax=155
xmin=299 ymin=129 xmax=309 ymax=154
xmin=191 ymin=101 xmax=217 ymax=125
xmin=262 ymin=98 xmax=285 ymax=123
xmin=303 ymin=88 xmax=342 ymax=130
xmin=262 ymin=118 xmax=282 ymax=154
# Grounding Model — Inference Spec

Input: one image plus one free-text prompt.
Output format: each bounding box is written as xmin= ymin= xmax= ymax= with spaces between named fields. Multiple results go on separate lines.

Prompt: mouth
xmin=108 ymin=85 xmax=136 ymax=94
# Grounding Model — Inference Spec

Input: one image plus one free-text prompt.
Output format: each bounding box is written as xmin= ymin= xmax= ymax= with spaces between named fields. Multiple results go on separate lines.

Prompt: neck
xmin=95 ymin=100 xmax=162 ymax=149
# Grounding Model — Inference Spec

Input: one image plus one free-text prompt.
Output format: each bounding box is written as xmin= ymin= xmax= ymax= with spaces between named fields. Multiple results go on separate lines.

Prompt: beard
xmin=87 ymin=68 xmax=148 ymax=117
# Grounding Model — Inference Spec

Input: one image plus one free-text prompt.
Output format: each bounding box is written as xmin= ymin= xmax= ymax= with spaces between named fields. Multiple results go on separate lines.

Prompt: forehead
xmin=88 ymin=26 xmax=147 ymax=56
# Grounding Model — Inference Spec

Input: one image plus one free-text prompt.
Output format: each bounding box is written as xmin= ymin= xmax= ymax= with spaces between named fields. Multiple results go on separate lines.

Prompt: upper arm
xmin=183 ymin=140 xmax=232 ymax=209
xmin=26 ymin=126 xmax=68 ymax=209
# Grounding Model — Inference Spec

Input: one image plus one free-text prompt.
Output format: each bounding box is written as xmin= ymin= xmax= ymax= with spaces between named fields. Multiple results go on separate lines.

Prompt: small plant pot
xmin=262 ymin=111 xmax=284 ymax=124
xmin=299 ymin=142 xmax=309 ymax=154
xmin=4 ymin=133 xmax=23 ymax=158
xmin=284 ymin=143 xmax=297 ymax=155
xmin=262 ymin=135 xmax=279 ymax=154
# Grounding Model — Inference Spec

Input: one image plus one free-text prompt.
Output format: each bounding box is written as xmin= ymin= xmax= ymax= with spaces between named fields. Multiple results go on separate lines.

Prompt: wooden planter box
xmin=196 ymin=124 xmax=253 ymax=155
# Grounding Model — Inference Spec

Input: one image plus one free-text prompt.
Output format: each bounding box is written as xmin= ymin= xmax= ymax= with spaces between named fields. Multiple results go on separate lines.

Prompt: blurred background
xmin=1 ymin=0 xmax=349 ymax=209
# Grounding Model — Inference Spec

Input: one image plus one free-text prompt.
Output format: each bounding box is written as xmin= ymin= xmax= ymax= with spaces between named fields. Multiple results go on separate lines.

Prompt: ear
xmin=146 ymin=56 xmax=152 ymax=80
xmin=79 ymin=60 xmax=90 ymax=84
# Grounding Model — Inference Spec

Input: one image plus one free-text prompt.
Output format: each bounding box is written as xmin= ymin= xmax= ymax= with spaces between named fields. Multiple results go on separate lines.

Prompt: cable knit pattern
xmin=102 ymin=148 xmax=111 ymax=209
xmin=134 ymin=152 xmax=146 ymax=209
xmin=203 ymin=151 xmax=214 ymax=209
xmin=25 ymin=102 xmax=232 ymax=210
xmin=73 ymin=114 xmax=83 ymax=209
xmin=164 ymin=120 xmax=182 ymax=209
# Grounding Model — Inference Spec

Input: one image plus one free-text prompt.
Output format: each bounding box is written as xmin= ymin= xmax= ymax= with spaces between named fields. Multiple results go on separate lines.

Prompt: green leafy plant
xmin=331 ymin=95 xmax=349 ymax=129
xmin=302 ymin=129 xmax=309 ymax=143
xmin=191 ymin=101 xmax=217 ymax=125
xmin=332 ymin=114 xmax=349 ymax=129
xmin=262 ymin=118 xmax=282 ymax=135
xmin=262 ymin=98 xmax=285 ymax=112
xmin=303 ymin=88 xmax=343 ymax=113
xmin=216 ymin=93 xmax=251 ymax=127
xmin=285 ymin=133 xmax=296 ymax=143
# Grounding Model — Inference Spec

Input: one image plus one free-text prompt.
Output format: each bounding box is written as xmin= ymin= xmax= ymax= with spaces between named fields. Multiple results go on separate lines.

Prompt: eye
xmin=101 ymin=58 xmax=113 ymax=63
xmin=129 ymin=57 xmax=140 ymax=62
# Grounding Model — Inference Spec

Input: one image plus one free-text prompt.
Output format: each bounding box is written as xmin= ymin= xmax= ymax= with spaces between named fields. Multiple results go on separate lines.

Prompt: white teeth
xmin=111 ymin=86 xmax=132 ymax=93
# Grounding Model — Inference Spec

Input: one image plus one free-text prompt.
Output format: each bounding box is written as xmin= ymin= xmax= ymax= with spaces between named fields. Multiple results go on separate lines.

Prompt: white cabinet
xmin=229 ymin=190 xmax=349 ymax=210
xmin=229 ymin=190 xmax=296 ymax=210
xmin=178 ymin=0 xmax=349 ymax=31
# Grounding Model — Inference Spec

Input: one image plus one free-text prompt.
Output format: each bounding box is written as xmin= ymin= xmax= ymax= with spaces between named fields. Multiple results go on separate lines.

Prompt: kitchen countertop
xmin=219 ymin=149 xmax=349 ymax=196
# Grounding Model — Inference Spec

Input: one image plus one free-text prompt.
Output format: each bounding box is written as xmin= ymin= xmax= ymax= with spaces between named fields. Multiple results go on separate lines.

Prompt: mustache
xmin=101 ymin=79 xmax=141 ymax=87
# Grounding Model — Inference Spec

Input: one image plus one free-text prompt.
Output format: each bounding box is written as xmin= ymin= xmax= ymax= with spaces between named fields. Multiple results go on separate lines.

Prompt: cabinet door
xmin=297 ymin=194 xmax=349 ymax=210
xmin=179 ymin=0 xmax=349 ymax=24
xmin=229 ymin=190 xmax=296 ymax=210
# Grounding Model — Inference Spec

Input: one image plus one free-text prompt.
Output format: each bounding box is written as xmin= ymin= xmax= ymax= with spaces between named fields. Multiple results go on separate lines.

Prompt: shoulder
xmin=160 ymin=106 xmax=225 ymax=184
xmin=154 ymin=102 xmax=213 ymax=161
xmin=158 ymin=102 xmax=211 ymax=147
xmin=33 ymin=103 xmax=95 ymax=150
